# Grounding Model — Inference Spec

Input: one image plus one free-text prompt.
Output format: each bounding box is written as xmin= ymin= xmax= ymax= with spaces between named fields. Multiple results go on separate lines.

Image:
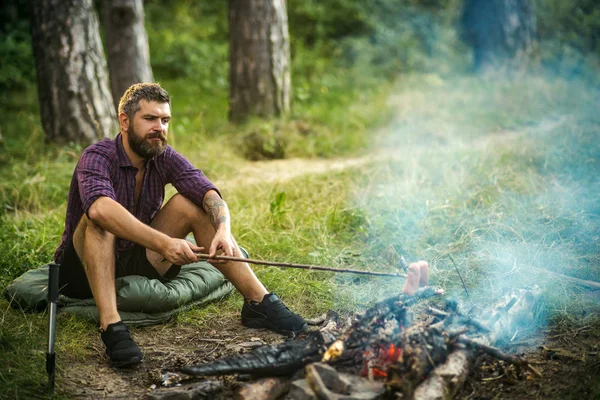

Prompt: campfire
xmin=145 ymin=282 xmax=541 ymax=400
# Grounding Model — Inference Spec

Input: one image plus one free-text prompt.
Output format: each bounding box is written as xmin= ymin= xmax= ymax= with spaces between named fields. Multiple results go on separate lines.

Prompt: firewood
xmin=425 ymin=306 xmax=490 ymax=333
xmin=412 ymin=347 xmax=472 ymax=400
xmin=385 ymin=324 xmax=448 ymax=397
xmin=456 ymin=336 xmax=542 ymax=378
xmin=413 ymin=286 xmax=542 ymax=399
xmin=322 ymin=287 xmax=444 ymax=362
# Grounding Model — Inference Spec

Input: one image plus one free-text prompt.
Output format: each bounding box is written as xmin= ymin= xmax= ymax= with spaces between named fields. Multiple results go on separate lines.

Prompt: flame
xmin=361 ymin=343 xmax=402 ymax=379
xmin=322 ymin=339 xmax=345 ymax=362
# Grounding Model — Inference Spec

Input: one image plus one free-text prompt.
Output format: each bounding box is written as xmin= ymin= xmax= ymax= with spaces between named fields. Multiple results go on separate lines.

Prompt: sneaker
xmin=100 ymin=321 xmax=143 ymax=367
xmin=241 ymin=293 xmax=308 ymax=335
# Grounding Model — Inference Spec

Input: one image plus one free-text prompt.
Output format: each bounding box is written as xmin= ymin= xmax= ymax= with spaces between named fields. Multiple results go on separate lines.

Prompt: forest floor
xmin=55 ymin=143 xmax=600 ymax=399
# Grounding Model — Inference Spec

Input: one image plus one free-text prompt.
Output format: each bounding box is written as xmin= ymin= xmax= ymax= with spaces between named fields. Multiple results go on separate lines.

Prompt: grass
xmin=0 ymin=70 xmax=599 ymax=398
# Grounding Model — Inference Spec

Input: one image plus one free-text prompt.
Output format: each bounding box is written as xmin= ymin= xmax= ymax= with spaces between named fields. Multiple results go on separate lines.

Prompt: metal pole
xmin=46 ymin=262 xmax=59 ymax=395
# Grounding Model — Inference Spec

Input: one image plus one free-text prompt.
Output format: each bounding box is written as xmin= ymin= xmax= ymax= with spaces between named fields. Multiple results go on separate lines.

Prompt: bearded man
xmin=54 ymin=83 xmax=307 ymax=367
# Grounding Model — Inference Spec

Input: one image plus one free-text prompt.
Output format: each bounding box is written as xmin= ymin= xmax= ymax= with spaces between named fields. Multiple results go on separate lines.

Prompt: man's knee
xmin=75 ymin=214 xmax=115 ymax=244
xmin=167 ymin=194 xmax=205 ymax=218
xmin=72 ymin=215 xmax=115 ymax=263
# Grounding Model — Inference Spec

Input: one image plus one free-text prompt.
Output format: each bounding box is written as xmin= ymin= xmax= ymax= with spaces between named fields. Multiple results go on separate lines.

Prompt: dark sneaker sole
xmin=242 ymin=318 xmax=308 ymax=335
xmin=110 ymin=356 xmax=143 ymax=368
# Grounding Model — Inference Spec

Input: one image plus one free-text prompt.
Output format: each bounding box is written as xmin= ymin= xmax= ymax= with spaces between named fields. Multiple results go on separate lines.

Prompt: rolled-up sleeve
xmin=165 ymin=148 xmax=219 ymax=209
xmin=77 ymin=150 xmax=117 ymax=215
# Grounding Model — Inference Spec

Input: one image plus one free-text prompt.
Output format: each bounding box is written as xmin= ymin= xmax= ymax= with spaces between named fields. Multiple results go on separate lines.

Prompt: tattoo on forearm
xmin=203 ymin=195 xmax=229 ymax=229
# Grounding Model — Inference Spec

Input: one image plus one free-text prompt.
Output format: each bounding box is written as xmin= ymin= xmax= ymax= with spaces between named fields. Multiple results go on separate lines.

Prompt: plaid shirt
xmin=54 ymin=133 xmax=218 ymax=263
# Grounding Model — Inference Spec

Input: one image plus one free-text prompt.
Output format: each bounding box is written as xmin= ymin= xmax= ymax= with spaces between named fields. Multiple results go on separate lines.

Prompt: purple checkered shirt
xmin=54 ymin=133 xmax=219 ymax=263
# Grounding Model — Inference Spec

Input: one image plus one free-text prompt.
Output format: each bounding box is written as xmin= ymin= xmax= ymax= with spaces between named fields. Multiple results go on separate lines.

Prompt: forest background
xmin=0 ymin=0 xmax=599 ymax=398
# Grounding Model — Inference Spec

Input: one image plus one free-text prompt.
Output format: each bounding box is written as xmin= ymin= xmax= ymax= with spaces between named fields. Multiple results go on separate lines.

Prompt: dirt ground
xmin=55 ymin=308 xmax=600 ymax=400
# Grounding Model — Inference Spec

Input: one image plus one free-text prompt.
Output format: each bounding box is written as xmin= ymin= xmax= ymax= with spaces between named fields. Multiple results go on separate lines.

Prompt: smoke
xmin=333 ymin=71 xmax=600 ymax=321
xmin=323 ymin=1 xmax=600 ymax=316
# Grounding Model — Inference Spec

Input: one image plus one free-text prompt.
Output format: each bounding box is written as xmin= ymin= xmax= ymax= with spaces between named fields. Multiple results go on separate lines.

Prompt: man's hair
xmin=118 ymin=83 xmax=171 ymax=119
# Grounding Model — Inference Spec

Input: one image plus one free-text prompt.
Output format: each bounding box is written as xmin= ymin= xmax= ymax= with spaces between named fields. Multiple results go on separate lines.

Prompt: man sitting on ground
xmin=54 ymin=83 xmax=307 ymax=367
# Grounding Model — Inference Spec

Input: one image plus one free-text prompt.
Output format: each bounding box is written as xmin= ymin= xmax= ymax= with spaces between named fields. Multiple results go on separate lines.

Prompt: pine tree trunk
xmin=104 ymin=0 xmax=154 ymax=110
xmin=229 ymin=0 xmax=291 ymax=122
xmin=30 ymin=0 xmax=116 ymax=145
xmin=461 ymin=0 xmax=536 ymax=71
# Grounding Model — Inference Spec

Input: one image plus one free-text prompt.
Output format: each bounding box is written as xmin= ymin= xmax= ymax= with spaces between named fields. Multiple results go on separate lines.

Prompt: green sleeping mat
xmin=4 ymin=261 xmax=235 ymax=326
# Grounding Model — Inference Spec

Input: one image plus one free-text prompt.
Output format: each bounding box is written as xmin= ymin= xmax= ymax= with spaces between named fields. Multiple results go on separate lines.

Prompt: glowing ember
xmin=361 ymin=343 xmax=403 ymax=379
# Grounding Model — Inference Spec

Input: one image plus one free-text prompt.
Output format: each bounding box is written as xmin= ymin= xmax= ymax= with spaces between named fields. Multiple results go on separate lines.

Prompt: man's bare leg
xmin=72 ymin=215 xmax=120 ymax=330
xmin=146 ymin=194 xmax=268 ymax=302
xmin=72 ymin=215 xmax=143 ymax=366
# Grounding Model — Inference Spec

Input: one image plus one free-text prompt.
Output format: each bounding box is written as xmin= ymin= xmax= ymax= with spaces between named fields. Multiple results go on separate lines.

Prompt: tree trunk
xmin=30 ymin=0 xmax=116 ymax=145
xmin=461 ymin=0 xmax=536 ymax=71
xmin=104 ymin=0 xmax=154 ymax=111
xmin=229 ymin=0 xmax=291 ymax=122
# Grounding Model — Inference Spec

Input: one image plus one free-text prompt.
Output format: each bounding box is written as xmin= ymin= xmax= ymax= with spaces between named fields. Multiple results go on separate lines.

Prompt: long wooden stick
xmin=195 ymin=253 xmax=405 ymax=279
xmin=528 ymin=266 xmax=600 ymax=290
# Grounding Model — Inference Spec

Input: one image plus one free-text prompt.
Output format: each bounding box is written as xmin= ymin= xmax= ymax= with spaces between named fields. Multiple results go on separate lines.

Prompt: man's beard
xmin=127 ymin=121 xmax=167 ymax=159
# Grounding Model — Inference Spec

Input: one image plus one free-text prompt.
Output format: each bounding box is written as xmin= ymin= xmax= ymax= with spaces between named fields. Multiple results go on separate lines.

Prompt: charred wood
xmin=426 ymin=306 xmax=490 ymax=333
xmin=181 ymin=331 xmax=325 ymax=377
xmin=323 ymin=287 xmax=443 ymax=361
xmin=385 ymin=324 xmax=448 ymax=397
xmin=413 ymin=286 xmax=541 ymax=399
xmin=176 ymin=286 xmax=540 ymax=400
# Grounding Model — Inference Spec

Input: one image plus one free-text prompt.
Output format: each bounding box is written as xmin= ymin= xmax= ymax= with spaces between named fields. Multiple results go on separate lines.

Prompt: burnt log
xmin=181 ymin=331 xmax=325 ymax=377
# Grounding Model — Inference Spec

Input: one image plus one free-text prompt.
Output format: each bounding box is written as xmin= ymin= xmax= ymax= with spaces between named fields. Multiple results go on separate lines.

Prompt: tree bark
xmin=30 ymin=0 xmax=116 ymax=145
xmin=229 ymin=0 xmax=291 ymax=122
xmin=104 ymin=0 xmax=154 ymax=110
xmin=461 ymin=0 xmax=536 ymax=71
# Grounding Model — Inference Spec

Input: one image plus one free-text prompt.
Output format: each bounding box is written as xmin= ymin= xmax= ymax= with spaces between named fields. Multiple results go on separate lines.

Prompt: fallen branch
xmin=457 ymin=336 xmax=543 ymax=378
